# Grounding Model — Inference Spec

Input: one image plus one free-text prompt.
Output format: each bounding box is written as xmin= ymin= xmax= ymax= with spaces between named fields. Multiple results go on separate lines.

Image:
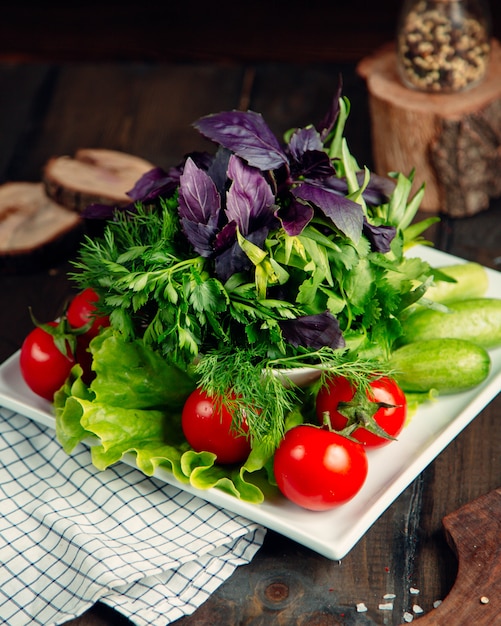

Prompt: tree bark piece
xmin=0 ymin=181 xmax=83 ymax=273
xmin=43 ymin=148 xmax=155 ymax=212
xmin=357 ymin=39 xmax=501 ymax=217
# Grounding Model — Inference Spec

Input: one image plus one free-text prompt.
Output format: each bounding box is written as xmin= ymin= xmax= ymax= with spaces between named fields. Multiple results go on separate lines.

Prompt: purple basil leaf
xmin=178 ymin=158 xmax=222 ymax=256
xmin=214 ymin=226 xmax=269 ymax=282
xmin=291 ymin=149 xmax=335 ymax=181
xmin=316 ymin=77 xmax=343 ymax=141
xmin=286 ymin=127 xmax=334 ymax=180
xmin=321 ymin=173 xmax=394 ymax=207
xmin=288 ymin=126 xmax=324 ymax=161
xmin=180 ymin=219 xmax=218 ymax=257
xmin=275 ymin=198 xmax=314 ymax=236
xmin=186 ymin=150 xmax=214 ymax=171
xmin=213 ymin=221 xmax=237 ymax=254
xmin=292 ymin=181 xmax=364 ymax=242
xmin=207 ymin=146 xmax=232 ymax=196
xmin=226 ymin=155 xmax=275 ymax=235
xmin=178 ymin=157 xmax=221 ymax=224
xmin=214 ymin=239 xmax=251 ymax=283
xmin=322 ymin=176 xmax=349 ymax=194
xmin=358 ymin=171 xmax=396 ymax=205
xmin=363 ymin=219 xmax=396 ymax=253
xmin=279 ymin=311 xmax=345 ymax=350
xmin=194 ymin=110 xmax=288 ymax=171
xmin=127 ymin=167 xmax=180 ymax=202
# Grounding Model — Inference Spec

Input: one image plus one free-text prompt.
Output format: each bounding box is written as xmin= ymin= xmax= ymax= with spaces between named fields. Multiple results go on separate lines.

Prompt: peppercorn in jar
xmin=396 ymin=0 xmax=492 ymax=93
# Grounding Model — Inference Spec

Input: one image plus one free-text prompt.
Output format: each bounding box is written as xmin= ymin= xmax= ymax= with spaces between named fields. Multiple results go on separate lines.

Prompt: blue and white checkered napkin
xmin=0 ymin=407 xmax=266 ymax=626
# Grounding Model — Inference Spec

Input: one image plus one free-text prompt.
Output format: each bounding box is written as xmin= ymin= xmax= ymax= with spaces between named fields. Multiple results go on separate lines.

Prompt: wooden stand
xmin=357 ymin=39 xmax=501 ymax=217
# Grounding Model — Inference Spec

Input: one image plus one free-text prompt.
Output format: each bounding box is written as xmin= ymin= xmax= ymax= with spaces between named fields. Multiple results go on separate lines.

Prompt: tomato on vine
xmin=181 ymin=388 xmax=252 ymax=465
xmin=273 ymin=424 xmax=368 ymax=511
xmin=20 ymin=288 xmax=110 ymax=398
xmin=315 ymin=375 xmax=407 ymax=448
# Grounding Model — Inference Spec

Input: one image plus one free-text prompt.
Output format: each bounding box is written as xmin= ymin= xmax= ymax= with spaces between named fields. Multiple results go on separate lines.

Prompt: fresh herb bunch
xmin=73 ymin=88 xmax=434 ymax=366
xmin=71 ymin=86 xmax=437 ymax=450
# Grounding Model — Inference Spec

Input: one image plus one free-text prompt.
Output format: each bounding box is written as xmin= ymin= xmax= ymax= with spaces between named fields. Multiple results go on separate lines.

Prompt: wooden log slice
xmin=357 ymin=39 xmax=501 ymax=217
xmin=43 ymin=148 xmax=155 ymax=212
xmin=0 ymin=182 xmax=83 ymax=274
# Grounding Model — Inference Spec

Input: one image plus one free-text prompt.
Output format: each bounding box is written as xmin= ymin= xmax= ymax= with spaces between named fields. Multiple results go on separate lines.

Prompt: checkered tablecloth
xmin=0 ymin=407 xmax=266 ymax=625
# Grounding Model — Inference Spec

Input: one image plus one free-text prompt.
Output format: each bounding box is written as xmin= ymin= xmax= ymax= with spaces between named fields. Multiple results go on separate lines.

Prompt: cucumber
xmin=400 ymin=298 xmax=501 ymax=349
xmin=389 ymin=338 xmax=491 ymax=394
xmin=425 ymin=263 xmax=489 ymax=304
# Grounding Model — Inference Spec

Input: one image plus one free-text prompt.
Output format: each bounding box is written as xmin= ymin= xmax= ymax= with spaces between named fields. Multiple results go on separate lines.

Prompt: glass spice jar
xmin=396 ymin=0 xmax=492 ymax=93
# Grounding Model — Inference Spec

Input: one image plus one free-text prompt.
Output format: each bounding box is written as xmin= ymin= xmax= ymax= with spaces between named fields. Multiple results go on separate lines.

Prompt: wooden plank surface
xmin=0 ymin=60 xmax=500 ymax=626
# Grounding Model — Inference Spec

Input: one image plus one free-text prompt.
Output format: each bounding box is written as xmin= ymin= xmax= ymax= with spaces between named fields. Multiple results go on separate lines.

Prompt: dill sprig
xmin=193 ymin=347 xmax=298 ymax=453
xmin=193 ymin=345 xmax=388 ymax=452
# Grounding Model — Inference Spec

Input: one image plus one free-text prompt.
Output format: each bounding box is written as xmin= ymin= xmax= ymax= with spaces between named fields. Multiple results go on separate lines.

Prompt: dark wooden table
xmin=1 ymin=59 xmax=500 ymax=626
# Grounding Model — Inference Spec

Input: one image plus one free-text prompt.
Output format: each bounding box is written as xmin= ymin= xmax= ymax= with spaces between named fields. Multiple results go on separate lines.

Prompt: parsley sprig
xmin=72 ymin=201 xmax=301 ymax=370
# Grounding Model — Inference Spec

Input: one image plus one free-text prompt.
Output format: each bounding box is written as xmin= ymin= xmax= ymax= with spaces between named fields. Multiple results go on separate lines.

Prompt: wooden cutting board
xmin=404 ymin=487 xmax=500 ymax=625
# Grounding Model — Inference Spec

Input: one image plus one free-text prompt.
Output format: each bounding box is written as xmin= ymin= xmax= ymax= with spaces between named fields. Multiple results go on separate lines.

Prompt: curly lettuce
xmin=53 ymin=329 xmax=275 ymax=504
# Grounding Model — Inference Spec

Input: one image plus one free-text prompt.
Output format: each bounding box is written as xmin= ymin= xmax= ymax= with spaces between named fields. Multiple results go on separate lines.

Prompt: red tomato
xmin=67 ymin=288 xmax=110 ymax=383
xmin=181 ymin=389 xmax=252 ymax=465
xmin=273 ymin=425 xmax=368 ymax=511
xmin=66 ymin=287 xmax=110 ymax=339
xmin=20 ymin=323 xmax=76 ymax=401
xmin=316 ymin=376 xmax=407 ymax=448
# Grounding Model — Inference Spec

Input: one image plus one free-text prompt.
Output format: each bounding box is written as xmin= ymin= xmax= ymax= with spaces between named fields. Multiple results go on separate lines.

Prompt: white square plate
xmin=1 ymin=245 xmax=500 ymax=559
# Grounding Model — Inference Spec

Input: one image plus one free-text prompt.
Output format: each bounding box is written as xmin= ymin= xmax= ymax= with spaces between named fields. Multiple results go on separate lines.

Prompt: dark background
xmin=1 ymin=1 xmax=500 ymax=64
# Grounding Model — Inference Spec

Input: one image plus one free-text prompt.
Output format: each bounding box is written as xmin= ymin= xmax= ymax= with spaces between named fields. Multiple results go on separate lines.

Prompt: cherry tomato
xmin=316 ymin=376 xmax=407 ymax=448
xmin=20 ymin=323 xmax=76 ymax=401
xmin=66 ymin=287 xmax=110 ymax=339
xmin=67 ymin=288 xmax=110 ymax=383
xmin=181 ymin=388 xmax=251 ymax=465
xmin=273 ymin=425 xmax=368 ymax=511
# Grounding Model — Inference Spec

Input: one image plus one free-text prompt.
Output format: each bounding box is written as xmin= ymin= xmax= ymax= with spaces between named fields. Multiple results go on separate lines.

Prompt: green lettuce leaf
xmin=54 ymin=364 xmax=96 ymax=452
xmin=89 ymin=329 xmax=196 ymax=409
xmin=54 ymin=330 xmax=273 ymax=504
